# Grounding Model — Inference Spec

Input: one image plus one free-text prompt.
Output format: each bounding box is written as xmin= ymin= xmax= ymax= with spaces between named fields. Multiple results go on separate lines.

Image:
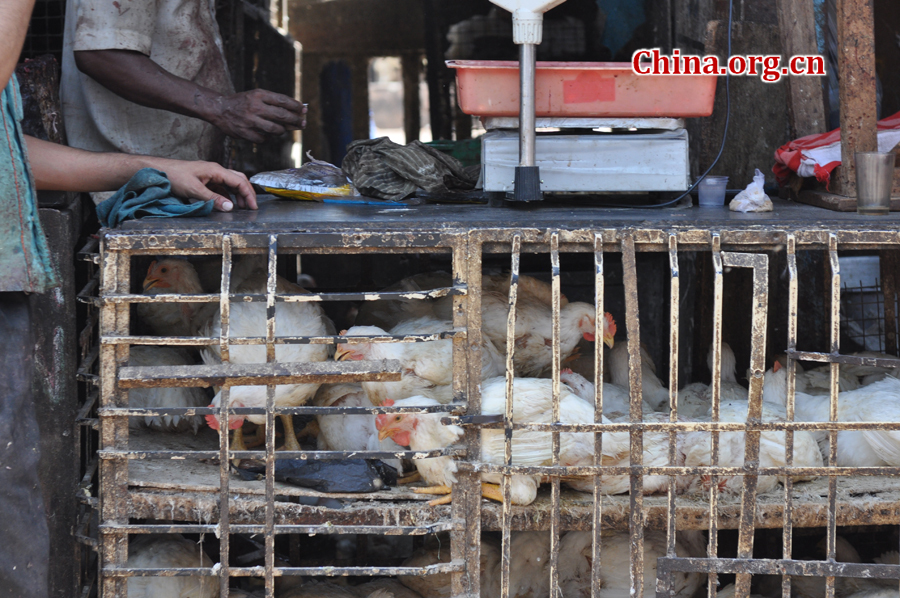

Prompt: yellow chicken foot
xmin=397 ymin=471 xmax=422 ymax=485
xmin=480 ymin=482 xmax=504 ymax=503
xmin=412 ymin=485 xmax=452 ymax=506
xmin=411 ymin=485 xmax=452 ymax=496
xmin=230 ymin=425 xmax=248 ymax=467
xmin=296 ymin=419 xmax=320 ymax=440
xmin=278 ymin=414 xmax=303 ymax=452
xmin=241 ymin=424 xmax=268 ymax=449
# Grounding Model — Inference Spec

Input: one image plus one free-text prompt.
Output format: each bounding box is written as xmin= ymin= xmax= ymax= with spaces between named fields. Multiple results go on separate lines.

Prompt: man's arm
xmin=25 ymin=136 xmax=257 ymax=211
xmin=0 ymin=0 xmax=36 ymax=87
xmin=74 ymin=50 xmax=306 ymax=143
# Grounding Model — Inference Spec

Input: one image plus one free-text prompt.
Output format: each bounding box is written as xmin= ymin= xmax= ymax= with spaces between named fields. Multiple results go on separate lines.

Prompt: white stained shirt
xmin=61 ymin=0 xmax=234 ymax=167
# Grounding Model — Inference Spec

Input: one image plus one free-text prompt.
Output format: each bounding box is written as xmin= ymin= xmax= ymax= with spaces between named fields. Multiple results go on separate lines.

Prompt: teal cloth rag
xmin=96 ymin=168 xmax=214 ymax=227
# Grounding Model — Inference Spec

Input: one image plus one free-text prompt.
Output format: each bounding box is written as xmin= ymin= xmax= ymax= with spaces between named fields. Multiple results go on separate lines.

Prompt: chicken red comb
xmin=604 ymin=312 xmax=617 ymax=336
xmin=339 ymin=329 xmax=348 ymax=336
xmin=383 ymin=398 xmax=394 ymax=406
xmin=205 ymin=405 xmax=219 ymax=431
xmin=147 ymin=260 xmax=158 ymax=276
xmin=773 ymin=360 xmax=782 ymax=372
xmin=561 ymin=368 xmax=573 ymax=375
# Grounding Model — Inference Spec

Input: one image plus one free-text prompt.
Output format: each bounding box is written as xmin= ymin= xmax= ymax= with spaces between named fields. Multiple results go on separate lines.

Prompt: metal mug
xmin=855 ymin=152 xmax=895 ymax=215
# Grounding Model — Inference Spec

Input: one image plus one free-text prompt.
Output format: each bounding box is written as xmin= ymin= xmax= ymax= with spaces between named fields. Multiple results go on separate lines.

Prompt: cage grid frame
xmin=95 ymin=223 xmax=900 ymax=598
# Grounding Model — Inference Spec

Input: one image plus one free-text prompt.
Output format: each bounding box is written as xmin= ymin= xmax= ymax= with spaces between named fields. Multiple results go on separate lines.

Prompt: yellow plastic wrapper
xmin=250 ymin=153 xmax=360 ymax=201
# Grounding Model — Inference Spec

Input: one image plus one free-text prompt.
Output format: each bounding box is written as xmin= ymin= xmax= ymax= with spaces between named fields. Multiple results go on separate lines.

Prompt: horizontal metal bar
xmin=102 ymin=562 xmax=463 ymax=578
xmin=443 ymin=414 xmax=504 ymax=425
xmin=659 ymin=556 xmax=900 ymax=579
xmin=787 ymin=350 xmax=900 ymax=368
xmin=117 ymin=360 xmax=402 ymax=388
xmin=460 ymin=420 xmax=900 ymax=433
xmin=99 ymin=403 xmax=462 ymax=417
xmin=100 ymin=521 xmax=459 ymax=535
xmin=458 ymin=462 xmax=900 ymax=477
xmin=104 ymin=332 xmax=464 ymax=346
xmin=100 ymin=286 xmax=466 ymax=305
xmin=77 ymin=236 xmax=99 ymax=262
xmin=98 ymin=447 xmax=467 ymax=460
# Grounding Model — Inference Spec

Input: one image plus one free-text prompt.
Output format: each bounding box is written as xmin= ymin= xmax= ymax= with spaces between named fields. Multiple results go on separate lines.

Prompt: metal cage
xmin=93 ymin=216 xmax=900 ymax=598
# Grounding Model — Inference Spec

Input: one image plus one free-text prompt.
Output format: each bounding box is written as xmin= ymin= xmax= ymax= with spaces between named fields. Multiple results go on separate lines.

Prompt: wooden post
xmin=775 ymin=0 xmax=827 ymax=138
xmin=350 ymin=55 xmax=371 ymax=144
xmin=402 ymin=53 xmax=422 ymax=144
xmin=837 ymin=0 xmax=878 ymax=196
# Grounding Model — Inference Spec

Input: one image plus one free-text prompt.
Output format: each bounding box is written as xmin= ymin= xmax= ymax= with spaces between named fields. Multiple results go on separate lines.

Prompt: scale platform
xmin=481 ymin=117 xmax=691 ymax=193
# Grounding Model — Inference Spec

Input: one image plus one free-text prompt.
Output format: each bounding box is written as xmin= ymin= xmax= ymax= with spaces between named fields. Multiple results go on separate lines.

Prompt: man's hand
xmin=161 ymin=160 xmax=257 ymax=211
xmin=208 ymin=89 xmax=307 ymax=143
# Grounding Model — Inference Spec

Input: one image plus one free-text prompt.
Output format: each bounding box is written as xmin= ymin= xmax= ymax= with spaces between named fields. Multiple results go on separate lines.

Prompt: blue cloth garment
xmin=96 ymin=167 xmax=215 ymax=227
xmin=0 ymin=76 xmax=57 ymax=293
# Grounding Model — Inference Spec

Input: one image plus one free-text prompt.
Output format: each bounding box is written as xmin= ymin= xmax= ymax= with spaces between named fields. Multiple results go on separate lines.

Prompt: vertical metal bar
xmin=592 ymin=233 xmax=604 ymax=598
xmin=218 ymin=237 xmax=233 ymax=598
xmin=881 ymin=250 xmax=899 ymax=355
xmin=99 ymin=248 xmax=130 ymax=598
xmin=550 ymin=232 xmax=562 ymax=598
xmin=621 ymin=233 xmax=644 ymax=598
xmin=783 ymin=235 xmax=799 ymax=598
xmin=501 ymin=234 xmax=522 ymax=598
xmin=729 ymin=252 xmax=769 ymax=598
xmin=663 ymin=233 xmax=680 ymax=598
xmin=826 ymin=233 xmax=841 ymax=598
xmin=264 ymin=236 xmax=278 ymax=598
xmin=452 ymin=233 xmax=477 ymax=597
xmin=707 ymin=234 xmax=724 ymax=598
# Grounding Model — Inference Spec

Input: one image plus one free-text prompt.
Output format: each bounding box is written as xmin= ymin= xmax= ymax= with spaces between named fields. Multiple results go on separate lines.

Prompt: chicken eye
xmin=394 ymin=415 xmax=402 ymax=422
xmin=160 ymin=267 xmax=168 ymax=273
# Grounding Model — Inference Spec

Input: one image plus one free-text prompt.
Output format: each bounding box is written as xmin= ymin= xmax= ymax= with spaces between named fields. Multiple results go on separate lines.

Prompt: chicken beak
xmin=335 ymin=346 xmax=349 ymax=361
xmin=378 ymin=427 xmax=394 ymax=442
xmin=603 ymin=334 xmax=615 ymax=349
xmin=143 ymin=276 xmax=161 ymax=291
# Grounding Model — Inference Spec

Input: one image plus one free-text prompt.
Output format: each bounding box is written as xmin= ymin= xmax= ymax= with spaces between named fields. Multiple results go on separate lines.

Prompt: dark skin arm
xmin=74 ymin=49 xmax=306 ymax=143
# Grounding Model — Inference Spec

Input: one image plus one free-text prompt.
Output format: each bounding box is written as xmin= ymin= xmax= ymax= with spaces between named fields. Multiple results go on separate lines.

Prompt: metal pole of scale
xmin=489 ymin=0 xmax=568 ymax=202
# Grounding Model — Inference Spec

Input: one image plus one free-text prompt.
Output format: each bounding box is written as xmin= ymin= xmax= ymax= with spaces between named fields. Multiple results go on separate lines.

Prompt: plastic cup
xmin=855 ymin=152 xmax=895 ymax=215
xmin=697 ymin=176 xmax=729 ymax=207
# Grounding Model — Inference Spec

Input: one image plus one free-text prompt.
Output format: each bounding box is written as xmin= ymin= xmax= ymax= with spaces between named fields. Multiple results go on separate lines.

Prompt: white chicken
xmin=715 ymin=584 xmax=767 ymax=598
xmin=557 ymin=529 xmax=705 ymax=598
xmin=281 ymin=579 xmax=423 ymax=598
xmin=375 ymin=377 xmax=631 ymax=505
xmin=125 ymin=535 xmax=216 ymax=598
xmin=480 ymin=290 xmax=616 ymax=377
xmin=199 ymin=269 xmax=333 ymax=452
xmin=679 ymin=398 xmax=824 ymax=495
xmin=558 ymin=368 xmax=648 ymax=418
xmin=126 ymin=346 xmax=210 ymax=433
xmin=676 ymin=342 xmax=748 ymax=418
xmin=607 ymin=342 xmax=670 ymax=412
xmin=312 ymin=383 xmax=405 ymax=473
xmin=137 ymin=258 xmax=206 ymax=337
xmin=353 ymin=272 xmax=565 ymax=332
xmin=335 ymin=316 xmax=504 ymax=405
xmin=764 ymin=362 xmax=900 ymax=467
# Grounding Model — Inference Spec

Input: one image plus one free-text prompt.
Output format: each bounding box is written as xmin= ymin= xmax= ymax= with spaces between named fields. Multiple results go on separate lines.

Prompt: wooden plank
xmin=775 ymin=0 xmax=827 ymax=137
xmin=837 ymin=0 xmax=878 ymax=195
xmin=797 ymin=188 xmax=900 ymax=211
xmin=118 ymin=359 xmax=402 ymax=388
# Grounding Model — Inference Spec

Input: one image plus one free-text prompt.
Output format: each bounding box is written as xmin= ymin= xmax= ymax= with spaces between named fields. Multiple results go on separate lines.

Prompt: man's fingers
xmin=210 ymin=194 xmax=234 ymax=212
xmin=213 ymin=168 xmax=257 ymax=210
xmin=258 ymin=90 xmax=304 ymax=112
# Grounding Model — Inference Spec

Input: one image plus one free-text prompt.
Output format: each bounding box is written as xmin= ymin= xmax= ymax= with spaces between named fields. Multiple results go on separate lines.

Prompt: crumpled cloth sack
xmin=96 ymin=167 xmax=214 ymax=227
xmin=342 ymin=137 xmax=477 ymax=201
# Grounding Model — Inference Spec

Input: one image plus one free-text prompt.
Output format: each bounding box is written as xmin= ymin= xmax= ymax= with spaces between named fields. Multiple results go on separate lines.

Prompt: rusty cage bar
xmin=90 ymin=212 xmax=900 ymax=598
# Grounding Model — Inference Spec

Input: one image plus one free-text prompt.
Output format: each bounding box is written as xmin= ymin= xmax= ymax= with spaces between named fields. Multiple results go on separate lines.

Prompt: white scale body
xmin=480 ymin=117 xmax=691 ymax=193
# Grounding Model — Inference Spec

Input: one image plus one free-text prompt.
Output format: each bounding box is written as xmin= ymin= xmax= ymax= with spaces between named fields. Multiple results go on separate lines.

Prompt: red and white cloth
xmin=773 ymin=111 xmax=900 ymax=187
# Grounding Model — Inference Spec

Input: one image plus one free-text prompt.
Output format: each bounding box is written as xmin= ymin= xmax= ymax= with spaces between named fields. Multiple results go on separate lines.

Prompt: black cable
xmin=600 ymin=0 xmax=734 ymax=209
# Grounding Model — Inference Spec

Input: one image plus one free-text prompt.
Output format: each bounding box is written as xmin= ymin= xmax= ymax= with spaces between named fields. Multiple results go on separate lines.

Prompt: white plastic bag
xmin=729 ymin=169 xmax=773 ymax=212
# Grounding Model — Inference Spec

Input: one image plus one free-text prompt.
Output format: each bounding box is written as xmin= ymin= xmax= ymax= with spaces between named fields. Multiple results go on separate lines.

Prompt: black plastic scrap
xmin=233 ymin=459 xmax=398 ymax=493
